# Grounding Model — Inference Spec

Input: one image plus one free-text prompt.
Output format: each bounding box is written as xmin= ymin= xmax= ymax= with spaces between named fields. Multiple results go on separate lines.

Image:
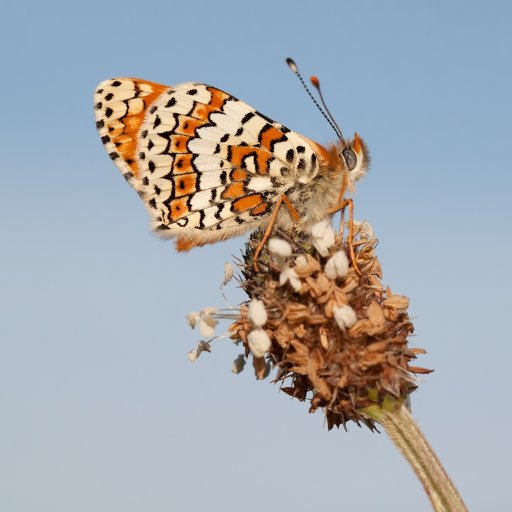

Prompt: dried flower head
xmin=229 ymin=221 xmax=430 ymax=430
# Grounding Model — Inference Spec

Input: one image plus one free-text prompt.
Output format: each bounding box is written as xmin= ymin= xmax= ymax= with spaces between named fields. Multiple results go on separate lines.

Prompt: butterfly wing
xmin=94 ymin=78 xmax=323 ymax=249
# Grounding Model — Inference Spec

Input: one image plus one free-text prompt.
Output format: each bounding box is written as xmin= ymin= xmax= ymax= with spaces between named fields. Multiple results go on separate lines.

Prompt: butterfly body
xmin=94 ymin=78 xmax=369 ymax=250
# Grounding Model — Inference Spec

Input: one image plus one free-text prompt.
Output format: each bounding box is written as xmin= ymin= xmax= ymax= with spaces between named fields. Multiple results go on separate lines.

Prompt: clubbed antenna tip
xmin=285 ymin=57 xmax=344 ymax=142
xmin=285 ymin=57 xmax=298 ymax=73
xmin=310 ymin=75 xmax=320 ymax=88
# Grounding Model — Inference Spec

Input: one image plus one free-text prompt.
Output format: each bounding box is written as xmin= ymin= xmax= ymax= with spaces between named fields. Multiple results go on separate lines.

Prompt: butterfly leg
xmin=253 ymin=194 xmax=300 ymax=271
xmin=327 ymin=197 xmax=361 ymax=275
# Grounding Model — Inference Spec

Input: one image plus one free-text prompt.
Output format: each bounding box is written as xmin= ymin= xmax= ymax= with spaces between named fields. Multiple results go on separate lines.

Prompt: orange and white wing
xmin=94 ymin=78 xmax=322 ymax=249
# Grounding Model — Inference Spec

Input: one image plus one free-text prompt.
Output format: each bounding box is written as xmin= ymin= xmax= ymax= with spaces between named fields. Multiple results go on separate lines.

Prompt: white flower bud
xmin=295 ymin=254 xmax=308 ymax=267
xmin=279 ymin=267 xmax=302 ymax=292
xmin=247 ymin=328 xmax=271 ymax=358
xmin=268 ymin=237 xmax=292 ymax=258
xmin=248 ymin=298 xmax=268 ymax=327
xmin=199 ymin=308 xmax=218 ymax=338
xmin=325 ymin=251 xmax=349 ymax=280
xmin=310 ymin=220 xmax=336 ymax=256
xmin=333 ymin=304 xmax=358 ymax=332
xmin=186 ymin=312 xmax=200 ymax=328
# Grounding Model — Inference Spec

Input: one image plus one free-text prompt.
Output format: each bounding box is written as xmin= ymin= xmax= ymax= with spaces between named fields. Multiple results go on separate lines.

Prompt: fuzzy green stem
xmin=367 ymin=403 xmax=467 ymax=511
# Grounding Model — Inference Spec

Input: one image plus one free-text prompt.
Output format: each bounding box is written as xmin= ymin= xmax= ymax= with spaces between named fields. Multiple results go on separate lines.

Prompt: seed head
xmin=229 ymin=222 xmax=430 ymax=430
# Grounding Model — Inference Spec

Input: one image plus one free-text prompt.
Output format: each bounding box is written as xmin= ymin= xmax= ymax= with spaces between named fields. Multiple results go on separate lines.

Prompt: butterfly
xmin=94 ymin=59 xmax=370 ymax=260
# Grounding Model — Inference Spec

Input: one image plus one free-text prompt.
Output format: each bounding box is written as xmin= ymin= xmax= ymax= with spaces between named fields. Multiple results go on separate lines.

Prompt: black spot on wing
xmin=241 ymin=112 xmax=255 ymax=124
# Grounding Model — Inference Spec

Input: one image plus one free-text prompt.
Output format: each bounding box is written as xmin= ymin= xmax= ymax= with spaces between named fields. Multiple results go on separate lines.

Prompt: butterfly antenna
xmin=309 ymin=75 xmax=345 ymax=142
xmin=286 ymin=57 xmax=344 ymax=142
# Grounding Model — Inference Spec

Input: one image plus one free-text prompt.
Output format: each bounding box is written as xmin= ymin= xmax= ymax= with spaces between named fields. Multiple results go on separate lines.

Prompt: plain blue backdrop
xmin=1 ymin=0 xmax=511 ymax=510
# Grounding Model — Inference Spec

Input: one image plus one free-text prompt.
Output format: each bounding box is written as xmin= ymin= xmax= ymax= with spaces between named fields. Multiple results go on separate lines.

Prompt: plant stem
xmin=377 ymin=404 xmax=467 ymax=511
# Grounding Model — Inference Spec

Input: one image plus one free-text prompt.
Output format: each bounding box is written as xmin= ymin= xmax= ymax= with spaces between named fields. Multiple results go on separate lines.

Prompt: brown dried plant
xmin=229 ymin=221 xmax=430 ymax=430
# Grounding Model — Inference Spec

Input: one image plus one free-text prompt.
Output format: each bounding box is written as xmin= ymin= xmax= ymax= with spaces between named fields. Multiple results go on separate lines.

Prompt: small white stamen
xmin=325 ymin=251 xmax=349 ymax=280
xmin=333 ymin=305 xmax=358 ymax=332
xmin=186 ymin=312 xmax=200 ymax=329
xmin=279 ymin=267 xmax=302 ymax=292
xmin=268 ymin=237 xmax=292 ymax=258
xmin=247 ymin=328 xmax=271 ymax=358
xmin=187 ymin=340 xmax=212 ymax=362
xmin=295 ymin=254 xmax=308 ymax=267
xmin=199 ymin=308 xmax=218 ymax=338
xmin=248 ymin=299 xmax=268 ymax=327
xmin=310 ymin=220 xmax=336 ymax=256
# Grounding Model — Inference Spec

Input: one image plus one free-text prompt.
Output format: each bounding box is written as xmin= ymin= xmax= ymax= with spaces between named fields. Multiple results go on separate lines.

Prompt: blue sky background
xmin=1 ymin=0 xmax=511 ymax=510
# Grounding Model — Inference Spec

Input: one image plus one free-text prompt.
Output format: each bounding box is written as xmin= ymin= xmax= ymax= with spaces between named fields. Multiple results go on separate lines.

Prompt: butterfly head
xmin=340 ymin=132 xmax=370 ymax=182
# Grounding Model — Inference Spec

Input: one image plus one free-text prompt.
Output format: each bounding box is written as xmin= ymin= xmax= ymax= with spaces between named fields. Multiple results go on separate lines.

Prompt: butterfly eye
xmin=341 ymin=147 xmax=357 ymax=171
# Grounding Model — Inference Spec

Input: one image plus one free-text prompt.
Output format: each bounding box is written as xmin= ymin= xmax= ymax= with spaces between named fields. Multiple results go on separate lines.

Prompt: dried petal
xmin=367 ymin=301 xmax=386 ymax=327
xmin=232 ymin=354 xmax=246 ymax=374
xmin=383 ymin=295 xmax=410 ymax=310
xmin=354 ymin=220 xmax=375 ymax=240
xmin=293 ymin=254 xmax=322 ymax=278
xmin=222 ymin=262 xmax=234 ymax=286
xmin=253 ymin=355 xmax=271 ymax=380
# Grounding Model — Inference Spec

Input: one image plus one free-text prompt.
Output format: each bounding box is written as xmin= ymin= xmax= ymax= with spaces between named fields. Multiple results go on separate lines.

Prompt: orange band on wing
xmin=250 ymin=202 xmax=269 ymax=216
xmin=221 ymin=182 xmax=246 ymax=199
xmin=177 ymin=116 xmax=207 ymax=136
xmin=173 ymin=174 xmax=198 ymax=197
xmin=191 ymin=87 xmax=230 ymax=121
xmin=169 ymin=197 xmax=190 ymax=221
xmin=232 ymin=194 xmax=263 ymax=213
xmin=108 ymin=79 xmax=168 ymax=178
xmin=259 ymin=126 xmax=287 ymax=152
xmin=173 ymin=154 xmax=195 ymax=174
xmin=170 ymin=135 xmax=191 ymax=153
